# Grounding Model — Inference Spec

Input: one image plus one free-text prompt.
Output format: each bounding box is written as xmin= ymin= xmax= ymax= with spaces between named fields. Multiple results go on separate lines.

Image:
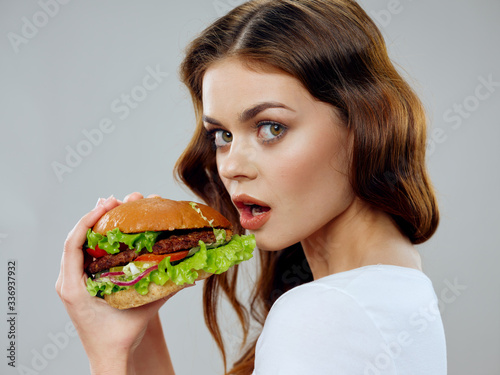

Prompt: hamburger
xmin=85 ymin=197 xmax=255 ymax=309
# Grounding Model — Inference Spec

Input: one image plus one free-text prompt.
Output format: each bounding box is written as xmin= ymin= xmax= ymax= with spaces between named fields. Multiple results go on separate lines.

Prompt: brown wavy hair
xmin=174 ymin=0 xmax=439 ymax=373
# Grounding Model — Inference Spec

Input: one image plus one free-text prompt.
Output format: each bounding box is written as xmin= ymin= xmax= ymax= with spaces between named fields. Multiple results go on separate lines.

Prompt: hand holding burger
xmin=56 ymin=193 xmax=255 ymax=373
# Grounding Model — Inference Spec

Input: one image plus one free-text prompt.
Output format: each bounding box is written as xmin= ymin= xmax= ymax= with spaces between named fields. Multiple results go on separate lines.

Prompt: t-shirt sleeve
xmin=253 ymin=284 xmax=397 ymax=375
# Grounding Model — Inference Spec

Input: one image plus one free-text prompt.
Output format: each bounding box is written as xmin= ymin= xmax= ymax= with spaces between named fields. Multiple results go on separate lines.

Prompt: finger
xmin=146 ymin=194 xmax=161 ymax=198
xmin=64 ymin=197 xmax=118 ymax=252
xmin=101 ymin=195 xmax=121 ymax=211
xmin=58 ymin=203 xmax=103 ymax=279
xmin=58 ymin=198 xmax=104 ymax=283
xmin=124 ymin=192 xmax=144 ymax=203
xmin=59 ymin=206 xmax=106 ymax=294
xmin=61 ymin=197 xmax=120 ymax=288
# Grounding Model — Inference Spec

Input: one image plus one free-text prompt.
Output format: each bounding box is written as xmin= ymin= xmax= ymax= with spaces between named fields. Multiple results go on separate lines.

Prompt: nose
xmin=217 ymin=138 xmax=258 ymax=181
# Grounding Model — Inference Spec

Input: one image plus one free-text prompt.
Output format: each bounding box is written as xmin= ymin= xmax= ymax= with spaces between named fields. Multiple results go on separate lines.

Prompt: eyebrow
xmin=202 ymin=101 xmax=293 ymax=126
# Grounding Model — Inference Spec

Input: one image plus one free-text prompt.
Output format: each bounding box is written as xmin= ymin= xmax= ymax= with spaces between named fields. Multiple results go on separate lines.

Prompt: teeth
xmin=251 ymin=205 xmax=265 ymax=216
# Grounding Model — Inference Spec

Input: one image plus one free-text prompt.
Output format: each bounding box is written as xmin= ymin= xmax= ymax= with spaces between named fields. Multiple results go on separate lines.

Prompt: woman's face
xmin=202 ymin=58 xmax=354 ymax=250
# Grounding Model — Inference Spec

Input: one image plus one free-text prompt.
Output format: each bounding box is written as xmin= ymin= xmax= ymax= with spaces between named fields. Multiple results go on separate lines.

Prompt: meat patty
xmin=86 ymin=229 xmax=220 ymax=274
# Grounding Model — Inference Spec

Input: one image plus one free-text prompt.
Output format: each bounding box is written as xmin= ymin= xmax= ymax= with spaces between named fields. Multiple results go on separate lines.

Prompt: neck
xmin=301 ymin=198 xmax=421 ymax=280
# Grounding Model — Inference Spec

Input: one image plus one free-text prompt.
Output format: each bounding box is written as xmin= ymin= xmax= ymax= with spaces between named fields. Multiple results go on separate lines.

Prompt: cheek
xmin=259 ymin=130 xmax=353 ymax=244
xmin=271 ymin=133 xmax=351 ymax=205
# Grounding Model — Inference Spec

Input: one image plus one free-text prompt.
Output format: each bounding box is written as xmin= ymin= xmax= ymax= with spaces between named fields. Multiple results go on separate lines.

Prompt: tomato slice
xmin=86 ymin=245 xmax=108 ymax=258
xmin=135 ymin=251 xmax=190 ymax=264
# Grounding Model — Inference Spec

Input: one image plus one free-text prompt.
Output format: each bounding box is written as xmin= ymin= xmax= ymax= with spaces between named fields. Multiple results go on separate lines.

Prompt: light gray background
xmin=1 ymin=0 xmax=499 ymax=374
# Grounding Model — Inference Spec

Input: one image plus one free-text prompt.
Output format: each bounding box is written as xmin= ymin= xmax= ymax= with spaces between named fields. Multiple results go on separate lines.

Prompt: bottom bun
xmin=104 ymin=270 xmax=213 ymax=310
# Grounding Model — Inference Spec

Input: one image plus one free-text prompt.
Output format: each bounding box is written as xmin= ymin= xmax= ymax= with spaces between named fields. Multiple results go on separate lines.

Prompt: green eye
xmin=214 ymin=130 xmax=232 ymax=147
xmin=270 ymin=124 xmax=283 ymax=136
xmin=259 ymin=122 xmax=286 ymax=142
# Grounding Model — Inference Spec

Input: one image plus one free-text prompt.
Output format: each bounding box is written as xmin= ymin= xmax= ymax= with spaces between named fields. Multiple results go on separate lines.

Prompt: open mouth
xmin=232 ymin=195 xmax=272 ymax=230
xmin=243 ymin=203 xmax=271 ymax=217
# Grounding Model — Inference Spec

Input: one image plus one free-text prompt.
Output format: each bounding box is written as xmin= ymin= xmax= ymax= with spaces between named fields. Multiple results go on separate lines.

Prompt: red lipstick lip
xmin=232 ymin=194 xmax=271 ymax=231
xmin=232 ymin=194 xmax=270 ymax=209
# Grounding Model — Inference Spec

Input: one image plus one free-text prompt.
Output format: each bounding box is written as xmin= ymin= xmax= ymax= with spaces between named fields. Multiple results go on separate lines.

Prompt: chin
xmin=252 ymin=232 xmax=297 ymax=252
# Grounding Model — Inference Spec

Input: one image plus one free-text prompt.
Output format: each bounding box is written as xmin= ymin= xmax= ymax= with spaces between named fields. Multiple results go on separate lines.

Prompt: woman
xmin=56 ymin=0 xmax=447 ymax=374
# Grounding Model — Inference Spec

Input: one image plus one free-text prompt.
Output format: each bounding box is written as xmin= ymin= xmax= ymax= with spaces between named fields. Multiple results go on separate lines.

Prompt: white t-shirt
xmin=252 ymin=264 xmax=447 ymax=375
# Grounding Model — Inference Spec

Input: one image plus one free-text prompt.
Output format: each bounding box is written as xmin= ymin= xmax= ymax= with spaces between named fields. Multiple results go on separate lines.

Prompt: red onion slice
xmin=109 ymin=265 xmax=158 ymax=286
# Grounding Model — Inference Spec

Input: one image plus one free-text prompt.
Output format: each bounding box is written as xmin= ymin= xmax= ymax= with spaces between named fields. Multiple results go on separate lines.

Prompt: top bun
xmin=93 ymin=197 xmax=232 ymax=234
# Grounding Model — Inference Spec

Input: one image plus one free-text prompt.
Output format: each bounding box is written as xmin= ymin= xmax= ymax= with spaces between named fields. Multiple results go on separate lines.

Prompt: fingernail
xmin=104 ymin=194 xmax=115 ymax=203
xmin=95 ymin=198 xmax=105 ymax=208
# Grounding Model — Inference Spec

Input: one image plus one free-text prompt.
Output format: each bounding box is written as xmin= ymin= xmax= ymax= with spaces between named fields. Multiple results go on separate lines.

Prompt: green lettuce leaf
xmin=86 ymin=228 xmax=161 ymax=255
xmin=86 ymin=234 xmax=255 ymax=297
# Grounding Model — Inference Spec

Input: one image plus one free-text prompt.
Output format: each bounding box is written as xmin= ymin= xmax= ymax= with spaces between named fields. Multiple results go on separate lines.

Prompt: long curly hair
xmin=174 ymin=1 xmax=439 ymax=373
